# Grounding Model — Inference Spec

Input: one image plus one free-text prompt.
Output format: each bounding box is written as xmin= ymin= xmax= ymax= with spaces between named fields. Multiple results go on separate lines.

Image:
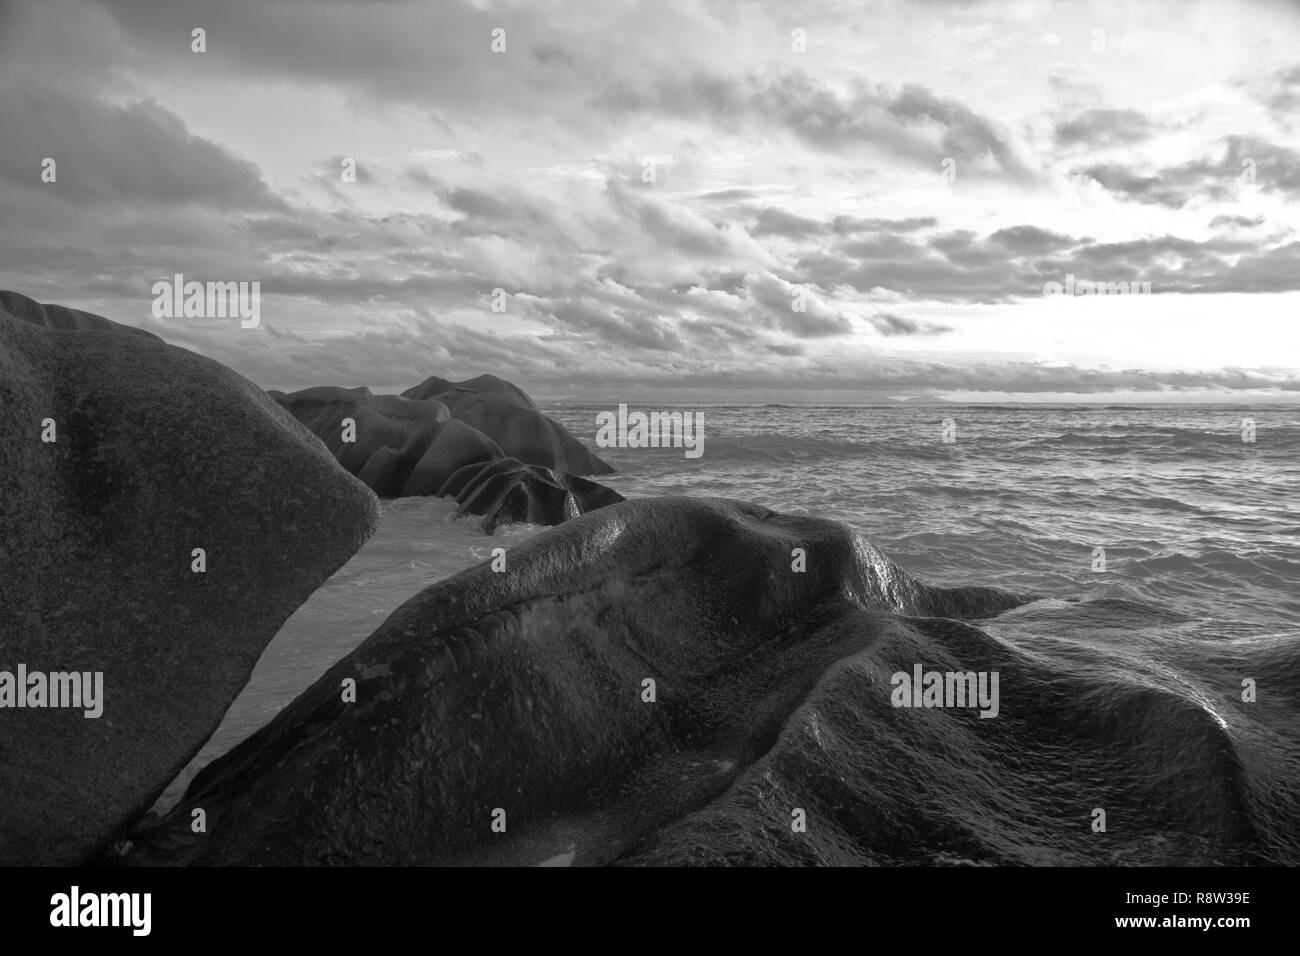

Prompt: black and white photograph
xmin=0 ymin=0 xmax=1294 ymax=935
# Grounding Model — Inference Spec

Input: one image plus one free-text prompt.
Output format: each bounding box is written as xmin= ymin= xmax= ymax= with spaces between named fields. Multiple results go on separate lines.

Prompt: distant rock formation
xmin=273 ymin=377 xmax=620 ymax=531
xmin=402 ymin=374 xmax=611 ymax=476
xmin=127 ymin=497 xmax=1029 ymax=866
xmin=0 ymin=291 xmax=380 ymax=865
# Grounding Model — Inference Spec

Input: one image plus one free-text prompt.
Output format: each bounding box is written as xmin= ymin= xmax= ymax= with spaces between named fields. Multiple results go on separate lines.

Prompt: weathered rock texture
xmin=274 ymin=377 xmax=620 ymax=531
xmin=0 ymin=291 xmax=380 ymax=865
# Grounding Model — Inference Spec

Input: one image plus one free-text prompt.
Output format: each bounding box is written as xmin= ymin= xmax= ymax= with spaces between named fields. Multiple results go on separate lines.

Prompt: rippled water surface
xmin=547 ymin=403 xmax=1300 ymax=630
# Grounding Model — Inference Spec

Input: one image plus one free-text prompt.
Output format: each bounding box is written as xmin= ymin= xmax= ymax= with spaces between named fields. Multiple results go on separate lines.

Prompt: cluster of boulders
xmin=0 ymin=291 xmax=621 ymax=865
xmin=8 ymin=291 xmax=1089 ymax=871
xmin=271 ymin=377 xmax=620 ymax=531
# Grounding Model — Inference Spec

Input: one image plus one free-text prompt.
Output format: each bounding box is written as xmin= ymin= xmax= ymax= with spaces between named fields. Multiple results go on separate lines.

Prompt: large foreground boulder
xmin=0 ymin=291 xmax=381 ymax=865
xmin=274 ymin=380 xmax=621 ymax=531
xmin=0 ymin=291 xmax=163 ymax=337
xmin=130 ymin=497 xmax=1299 ymax=866
xmin=128 ymin=497 xmax=1030 ymax=866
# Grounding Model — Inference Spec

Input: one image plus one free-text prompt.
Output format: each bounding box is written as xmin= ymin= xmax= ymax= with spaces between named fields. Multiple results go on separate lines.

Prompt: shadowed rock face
xmin=452 ymin=458 xmax=626 ymax=533
xmin=402 ymin=375 xmax=613 ymax=476
xmin=274 ymin=380 xmax=621 ymax=531
xmin=129 ymin=497 xmax=1029 ymax=866
xmin=0 ymin=292 xmax=381 ymax=866
xmin=275 ymin=387 xmax=460 ymax=497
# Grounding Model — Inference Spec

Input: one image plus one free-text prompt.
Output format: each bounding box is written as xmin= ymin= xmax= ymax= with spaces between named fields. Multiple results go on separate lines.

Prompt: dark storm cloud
xmin=687 ymin=270 xmax=749 ymax=294
xmin=443 ymin=187 xmax=517 ymax=220
xmin=749 ymin=207 xmax=828 ymax=238
xmin=748 ymin=209 xmax=942 ymax=242
xmin=987 ymin=225 xmax=1080 ymax=254
xmin=831 ymin=215 xmax=936 ymax=235
xmin=1053 ymin=108 xmax=1153 ymax=146
xmin=96 ymin=0 xmax=568 ymax=115
xmin=794 ymin=224 xmax=1296 ymax=301
xmin=598 ymin=71 xmax=1039 ymax=179
xmin=840 ymin=232 xmax=931 ymax=261
xmin=868 ymin=312 xmax=951 ymax=336
xmin=1077 ymin=163 xmax=1192 ymax=207
xmin=548 ymin=297 xmax=686 ymax=352
xmin=1207 ymin=240 xmax=1300 ymax=293
xmin=1262 ymin=64 xmax=1300 ymax=116
xmin=440 ymin=185 xmax=579 ymax=244
xmin=602 ymin=180 xmax=769 ymax=266
xmin=677 ymin=316 xmax=759 ymax=350
xmin=1208 ymin=214 xmax=1266 ymax=229
xmin=1078 ymin=136 xmax=1300 ymax=207
xmin=766 ymin=342 xmax=806 ymax=356
xmin=700 ymin=188 xmax=758 ymax=202
xmin=531 ymin=44 xmax=574 ymax=67
xmin=405 ymin=167 xmax=444 ymax=190
xmin=0 ymin=83 xmax=283 ymax=209
xmin=426 ymin=181 xmax=583 ymax=247
xmin=885 ymin=83 xmax=1037 ymax=179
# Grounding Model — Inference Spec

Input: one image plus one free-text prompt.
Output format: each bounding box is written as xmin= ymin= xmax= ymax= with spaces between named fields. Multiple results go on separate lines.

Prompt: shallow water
xmin=156 ymin=498 xmax=544 ymax=810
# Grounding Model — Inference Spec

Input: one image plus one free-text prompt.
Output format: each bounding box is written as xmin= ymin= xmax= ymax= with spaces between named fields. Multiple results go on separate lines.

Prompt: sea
xmin=157 ymin=403 xmax=1300 ymax=864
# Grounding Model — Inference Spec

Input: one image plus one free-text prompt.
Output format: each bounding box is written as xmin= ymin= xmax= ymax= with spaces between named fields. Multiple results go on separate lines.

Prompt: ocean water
xmin=546 ymin=403 xmax=1300 ymax=630
xmin=158 ymin=404 xmax=1300 ymax=863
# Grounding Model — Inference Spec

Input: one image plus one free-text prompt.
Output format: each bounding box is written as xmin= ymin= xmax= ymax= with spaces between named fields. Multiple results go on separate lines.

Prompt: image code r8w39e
xmin=0 ymin=0 xmax=1293 ymax=940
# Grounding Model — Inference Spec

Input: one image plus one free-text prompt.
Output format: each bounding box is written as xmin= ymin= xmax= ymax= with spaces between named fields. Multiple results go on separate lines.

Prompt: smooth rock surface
xmin=128 ymin=497 xmax=1027 ymax=866
xmin=0 ymin=292 xmax=381 ymax=865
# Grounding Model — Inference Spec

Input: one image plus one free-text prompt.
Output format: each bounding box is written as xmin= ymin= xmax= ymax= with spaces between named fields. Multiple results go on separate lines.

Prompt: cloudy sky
xmin=3 ymin=0 xmax=1300 ymax=402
